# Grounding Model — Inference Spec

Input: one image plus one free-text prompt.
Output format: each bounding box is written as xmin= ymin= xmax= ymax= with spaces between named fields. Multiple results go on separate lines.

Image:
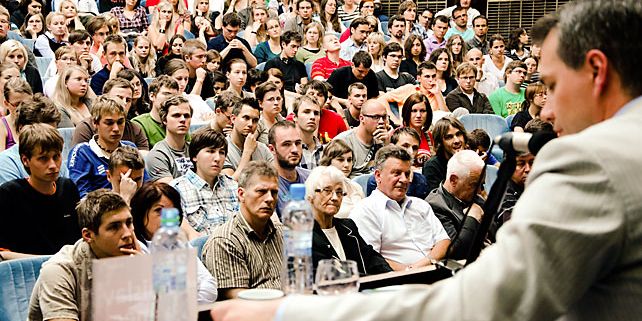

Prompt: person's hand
xmin=119 ymin=169 xmax=138 ymax=202
xmin=466 ymin=203 xmax=484 ymax=223
xmin=196 ymin=67 xmax=207 ymax=82
xmin=428 ymin=83 xmax=441 ymax=97
xmin=212 ymin=299 xmax=282 ymax=321
xmin=373 ymin=124 xmax=389 ymax=145
xmin=243 ymin=132 xmax=258 ymax=154
xmin=159 ymin=17 xmax=167 ymax=28
xmin=252 ymin=21 xmax=261 ymax=33
xmin=223 ymin=124 xmax=233 ymax=136
xmin=120 ymin=236 xmax=142 ymax=256
xmin=111 ymin=60 xmax=124 ymax=74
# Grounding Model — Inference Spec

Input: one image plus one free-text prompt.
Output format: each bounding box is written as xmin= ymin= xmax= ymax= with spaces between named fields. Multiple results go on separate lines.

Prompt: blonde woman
xmin=58 ymin=0 xmax=84 ymax=31
xmin=53 ymin=65 xmax=95 ymax=128
xmin=0 ymin=78 xmax=33 ymax=151
xmin=44 ymin=46 xmax=79 ymax=97
xmin=129 ymin=35 xmax=156 ymax=77
xmin=0 ymin=40 xmax=43 ymax=93
xmin=296 ymin=22 xmax=325 ymax=64
xmin=366 ymin=32 xmax=385 ymax=72
xmin=243 ymin=5 xmax=269 ymax=48
xmin=34 ymin=12 xmax=68 ymax=58
xmin=148 ymin=0 xmax=184 ymax=55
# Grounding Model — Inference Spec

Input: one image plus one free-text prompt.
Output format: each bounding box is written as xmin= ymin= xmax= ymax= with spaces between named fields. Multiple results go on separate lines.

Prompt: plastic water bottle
xmin=150 ymin=208 xmax=190 ymax=321
xmin=281 ymin=184 xmax=314 ymax=294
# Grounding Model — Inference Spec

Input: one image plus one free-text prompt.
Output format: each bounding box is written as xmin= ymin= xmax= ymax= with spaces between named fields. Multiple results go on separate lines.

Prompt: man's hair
xmin=0 ymin=4 xmax=9 ymax=20
xmin=86 ymin=16 xmax=108 ymax=35
xmin=292 ymin=94 xmax=319 ymax=116
xmin=68 ymin=29 xmax=92 ymax=44
xmin=91 ymin=96 xmax=125 ymax=124
xmin=14 ymin=94 xmax=61 ymax=131
xmin=102 ymin=34 xmax=126 ymax=55
xmin=417 ymin=61 xmax=437 ymax=77
xmin=467 ymin=128 xmax=490 ymax=150
xmin=237 ymin=161 xmax=277 ymax=188
xmin=397 ymin=1 xmax=416 ymax=15
xmin=222 ymin=12 xmax=241 ymax=27
xmin=181 ymin=39 xmax=206 ymax=59
xmin=215 ymin=91 xmax=240 ymax=113
xmin=432 ymin=116 xmax=468 ymax=155
xmin=504 ymin=60 xmax=527 ymax=82
xmin=382 ymin=42 xmax=403 ymax=58
xmin=472 ymin=15 xmax=487 ymax=26
xmin=319 ymin=139 xmax=353 ymax=166
xmin=350 ymin=17 xmax=370 ymax=30
xmin=352 ymin=50 xmax=373 ymax=69
xmin=149 ymin=75 xmax=179 ymax=96
xmin=535 ymin=0 xmax=642 ymax=97
xmin=446 ymin=149 xmax=484 ymax=180
xmin=348 ymin=82 xmax=366 ymax=95
xmin=246 ymin=69 xmax=266 ymax=90
xmin=391 ymin=127 xmax=420 ymax=145
xmin=54 ymin=46 xmax=77 ymax=62
xmin=456 ymin=62 xmax=477 ymax=78
xmin=231 ymin=97 xmax=260 ymax=116
xmin=212 ymin=71 xmax=227 ymax=84
xmin=18 ymin=124 xmax=63 ymax=164
xmin=524 ymin=118 xmax=554 ymax=134
xmin=388 ymin=15 xmax=405 ymax=28
xmin=302 ymin=79 xmax=328 ymax=101
xmin=297 ymin=0 xmax=312 ymax=11
xmin=374 ymin=145 xmax=412 ymax=170
xmin=164 ymin=58 xmax=189 ymax=76
xmin=268 ymin=120 xmax=296 ymax=146
xmin=189 ymin=127 xmax=228 ymax=170
xmin=432 ymin=15 xmax=449 ymax=27
xmin=281 ymin=30 xmax=303 ymax=46
xmin=103 ymin=78 xmax=133 ymax=96
xmin=159 ymin=95 xmax=191 ymax=123
xmin=255 ymin=81 xmax=280 ymax=102
xmin=108 ymin=146 xmax=145 ymax=172
xmin=77 ymin=189 xmax=129 ymax=233
xmin=452 ymin=5 xmax=467 ymax=17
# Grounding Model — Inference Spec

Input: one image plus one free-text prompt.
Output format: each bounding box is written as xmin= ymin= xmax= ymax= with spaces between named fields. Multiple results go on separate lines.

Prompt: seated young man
xmin=145 ymin=95 xmax=193 ymax=183
xmin=89 ymin=34 xmax=129 ymax=95
xmin=107 ymin=146 xmax=145 ymax=204
xmin=71 ymin=78 xmax=149 ymax=152
xmin=68 ymin=96 xmax=137 ymax=198
xmin=488 ymin=60 xmax=527 ymax=117
xmin=0 ymin=95 xmax=67 ymax=185
xmin=27 ymin=190 xmax=140 ymax=321
xmin=202 ymin=161 xmax=282 ymax=300
xmin=264 ymin=30 xmax=308 ymax=92
xmin=132 ymin=76 xmax=180 ymax=148
xmin=171 ymin=128 xmax=239 ymax=236
xmin=0 ymin=123 xmax=80 ymax=256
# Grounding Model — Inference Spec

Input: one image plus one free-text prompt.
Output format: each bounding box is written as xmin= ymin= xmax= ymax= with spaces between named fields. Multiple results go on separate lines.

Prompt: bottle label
xmin=152 ymin=250 xmax=189 ymax=293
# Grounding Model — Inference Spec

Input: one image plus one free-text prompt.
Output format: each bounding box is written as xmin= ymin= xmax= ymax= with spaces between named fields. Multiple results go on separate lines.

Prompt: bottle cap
xmin=289 ymin=184 xmax=306 ymax=201
xmin=161 ymin=208 xmax=180 ymax=226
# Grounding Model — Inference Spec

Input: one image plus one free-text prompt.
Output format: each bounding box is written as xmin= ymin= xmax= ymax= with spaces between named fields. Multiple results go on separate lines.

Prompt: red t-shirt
xmin=318 ymin=109 xmax=347 ymax=143
xmin=311 ymin=56 xmax=352 ymax=80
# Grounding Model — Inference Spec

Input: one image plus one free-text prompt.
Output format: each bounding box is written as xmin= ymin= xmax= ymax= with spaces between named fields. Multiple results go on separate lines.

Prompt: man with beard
xmin=268 ymin=121 xmax=311 ymax=218
xmin=422 ymin=116 xmax=468 ymax=193
xmin=221 ymin=98 xmax=274 ymax=181
xmin=387 ymin=15 xmax=406 ymax=46
xmin=444 ymin=6 xmax=474 ymax=41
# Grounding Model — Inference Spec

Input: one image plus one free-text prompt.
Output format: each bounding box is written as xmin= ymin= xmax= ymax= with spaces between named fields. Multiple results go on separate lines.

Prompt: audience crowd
xmin=0 ymin=0 xmax=554 ymax=318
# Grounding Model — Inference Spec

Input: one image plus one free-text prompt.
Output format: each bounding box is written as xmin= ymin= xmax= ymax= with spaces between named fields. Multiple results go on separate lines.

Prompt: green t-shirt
xmin=488 ymin=87 xmax=525 ymax=117
xmin=132 ymin=113 xmax=165 ymax=148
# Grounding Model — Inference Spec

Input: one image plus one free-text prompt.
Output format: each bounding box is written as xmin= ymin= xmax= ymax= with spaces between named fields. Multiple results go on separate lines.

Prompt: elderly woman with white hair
xmin=306 ymin=165 xmax=393 ymax=276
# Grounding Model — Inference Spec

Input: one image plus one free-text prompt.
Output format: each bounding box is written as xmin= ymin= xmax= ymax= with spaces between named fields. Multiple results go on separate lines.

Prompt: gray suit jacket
xmin=281 ymin=96 xmax=642 ymax=321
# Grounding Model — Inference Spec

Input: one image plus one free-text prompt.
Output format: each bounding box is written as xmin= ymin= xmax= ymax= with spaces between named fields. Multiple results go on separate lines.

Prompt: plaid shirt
xmin=171 ymin=171 xmax=239 ymax=235
xmin=411 ymin=23 xmax=431 ymax=40
xmin=300 ymin=136 xmax=324 ymax=170
xmin=110 ymin=7 xmax=149 ymax=33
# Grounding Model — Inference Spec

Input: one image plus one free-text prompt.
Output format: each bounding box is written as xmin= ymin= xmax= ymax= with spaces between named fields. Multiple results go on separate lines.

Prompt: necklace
xmin=96 ymin=138 xmax=115 ymax=154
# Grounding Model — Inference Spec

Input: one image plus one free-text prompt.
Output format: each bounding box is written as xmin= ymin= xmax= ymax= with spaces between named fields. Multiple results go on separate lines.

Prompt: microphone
xmin=495 ymin=131 xmax=557 ymax=155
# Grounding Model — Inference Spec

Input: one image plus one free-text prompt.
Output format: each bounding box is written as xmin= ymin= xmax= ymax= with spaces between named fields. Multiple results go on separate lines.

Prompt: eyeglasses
xmin=362 ymin=114 xmax=387 ymax=121
xmin=315 ymin=188 xmax=347 ymax=197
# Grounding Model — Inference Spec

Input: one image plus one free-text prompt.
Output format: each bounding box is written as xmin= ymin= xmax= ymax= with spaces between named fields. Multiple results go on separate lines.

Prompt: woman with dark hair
xmin=19 ymin=13 xmax=45 ymax=40
xmin=117 ymin=69 xmax=150 ymax=119
xmin=13 ymin=0 xmax=43 ymax=32
xmin=401 ymin=92 xmax=434 ymax=160
xmin=399 ymin=34 xmax=425 ymax=78
xmin=129 ymin=182 xmax=218 ymax=304
xmin=506 ymin=27 xmax=530 ymax=61
xmin=429 ymin=48 xmax=458 ymax=96
xmin=319 ymin=0 xmax=344 ymax=34
xmin=511 ymin=82 xmax=547 ymax=132
xmin=154 ymin=34 xmax=186 ymax=75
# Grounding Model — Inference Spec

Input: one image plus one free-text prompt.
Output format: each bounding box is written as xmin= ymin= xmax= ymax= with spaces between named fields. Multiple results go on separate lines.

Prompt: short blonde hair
xmin=366 ymin=32 xmax=385 ymax=59
xmin=0 ymin=40 xmax=29 ymax=70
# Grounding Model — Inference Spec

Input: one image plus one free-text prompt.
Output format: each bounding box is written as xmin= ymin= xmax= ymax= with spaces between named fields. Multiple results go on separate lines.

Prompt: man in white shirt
xmin=339 ymin=17 xmax=370 ymax=61
xmin=436 ymin=0 xmax=480 ymax=29
xmin=350 ymin=145 xmax=450 ymax=271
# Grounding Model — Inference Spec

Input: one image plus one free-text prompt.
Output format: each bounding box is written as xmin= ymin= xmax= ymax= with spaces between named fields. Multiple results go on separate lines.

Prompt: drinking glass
xmin=314 ymin=259 xmax=360 ymax=295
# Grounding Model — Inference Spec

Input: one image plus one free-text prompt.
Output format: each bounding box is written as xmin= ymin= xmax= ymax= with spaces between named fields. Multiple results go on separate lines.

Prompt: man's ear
xmin=448 ymin=174 xmax=459 ymax=187
xmin=268 ymin=144 xmax=275 ymax=152
xmin=374 ymin=168 xmax=382 ymax=185
xmin=81 ymin=227 xmax=94 ymax=243
xmin=20 ymin=154 xmax=29 ymax=169
xmin=237 ymin=187 xmax=245 ymax=203
xmin=585 ymin=49 xmax=609 ymax=98
xmin=106 ymin=170 xmax=113 ymax=182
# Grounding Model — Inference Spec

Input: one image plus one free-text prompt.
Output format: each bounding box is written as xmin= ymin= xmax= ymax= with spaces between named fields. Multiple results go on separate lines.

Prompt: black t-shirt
xmin=264 ymin=57 xmax=307 ymax=92
xmin=375 ymin=70 xmax=416 ymax=92
xmin=186 ymin=71 xmax=216 ymax=100
xmin=511 ymin=110 xmax=534 ymax=131
xmin=327 ymin=66 xmax=379 ymax=99
xmin=344 ymin=108 xmax=360 ymax=128
xmin=0 ymin=178 xmax=81 ymax=255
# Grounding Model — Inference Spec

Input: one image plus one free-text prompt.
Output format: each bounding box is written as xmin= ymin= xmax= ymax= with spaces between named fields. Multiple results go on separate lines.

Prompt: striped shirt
xmin=170 ymin=171 xmax=239 ymax=235
xmin=337 ymin=6 xmax=360 ymax=24
xmin=202 ymin=213 xmax=283 ymax=290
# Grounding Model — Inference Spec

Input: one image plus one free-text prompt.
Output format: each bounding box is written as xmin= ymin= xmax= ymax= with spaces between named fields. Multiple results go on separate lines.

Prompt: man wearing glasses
xmin=445 ymin=62 xmax=494 ymax=114
xmin=376 ymin=42 xmax=416 ymax=95
xmin=488 ymin=60 xmax=527 ymax=117
xmin=444 ymin=6 xmax=474 ymax=42
xmin=334 ymin=99 xmax=389 ymax=177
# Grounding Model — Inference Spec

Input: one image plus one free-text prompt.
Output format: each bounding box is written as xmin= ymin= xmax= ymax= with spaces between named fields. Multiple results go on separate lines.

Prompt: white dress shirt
xmin=350 ymin=189 xmax=449 ymax=265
